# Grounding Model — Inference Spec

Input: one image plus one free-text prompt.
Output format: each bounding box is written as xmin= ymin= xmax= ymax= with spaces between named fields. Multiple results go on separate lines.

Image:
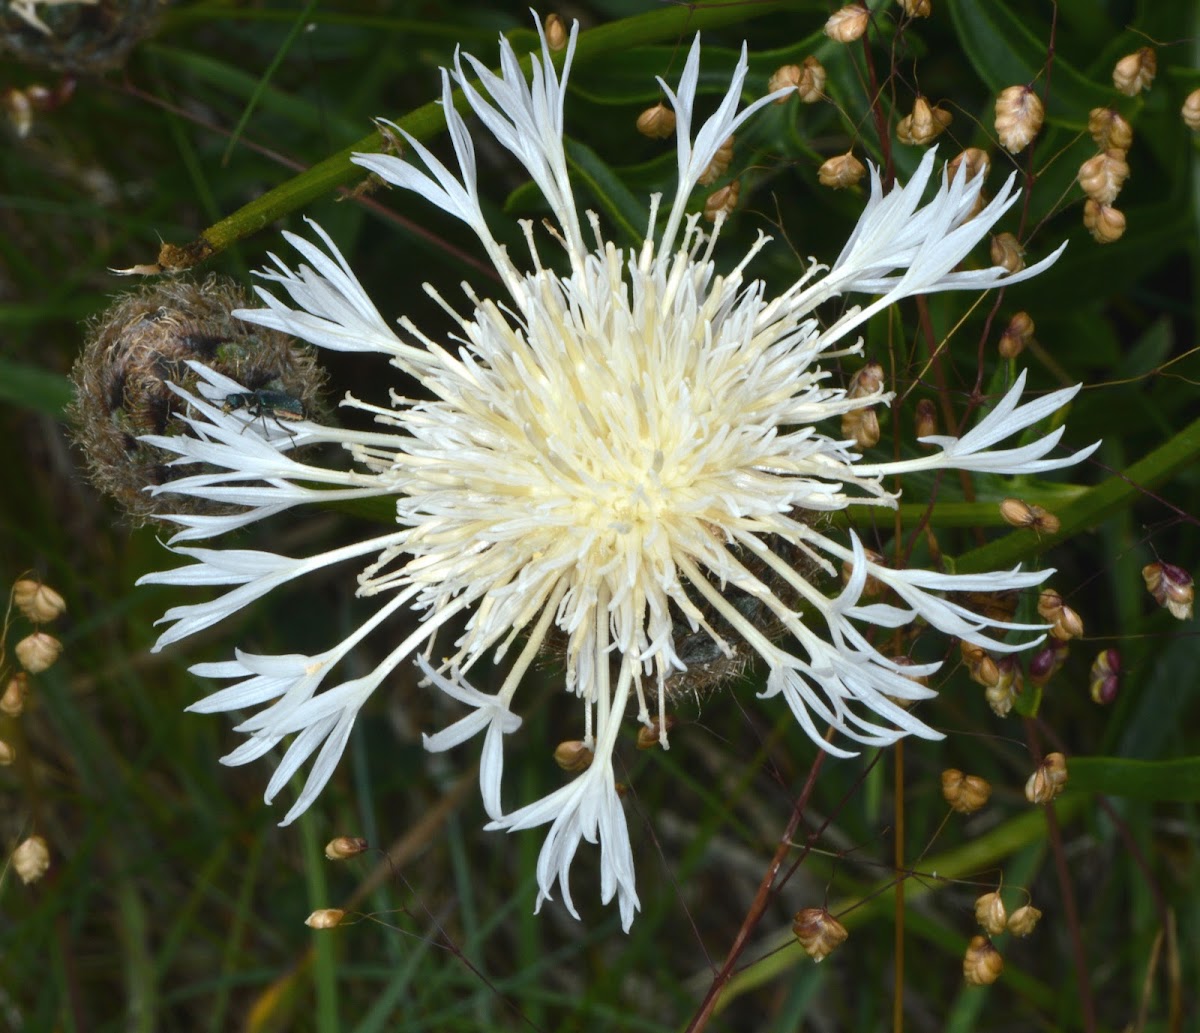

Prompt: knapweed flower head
xmin=137 ymin=19 xmax=1096 ymax=931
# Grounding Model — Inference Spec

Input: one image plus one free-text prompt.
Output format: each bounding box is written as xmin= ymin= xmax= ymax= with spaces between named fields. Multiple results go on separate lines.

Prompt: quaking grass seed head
xmin=68 ymin=275 xmax=327 ymax=524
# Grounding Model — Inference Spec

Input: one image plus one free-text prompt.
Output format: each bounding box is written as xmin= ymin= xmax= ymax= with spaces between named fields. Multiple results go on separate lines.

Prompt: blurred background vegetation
xmin=1 ymin=0 xmax=1198 ymax=1030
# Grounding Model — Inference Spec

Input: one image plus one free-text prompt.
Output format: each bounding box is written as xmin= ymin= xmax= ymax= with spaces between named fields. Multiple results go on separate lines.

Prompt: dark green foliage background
xmin=1 ymin=1 xmax=1198 ymax=1030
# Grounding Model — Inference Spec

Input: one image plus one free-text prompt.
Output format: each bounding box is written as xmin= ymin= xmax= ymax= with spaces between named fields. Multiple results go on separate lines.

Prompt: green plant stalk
xmin=197 ymin=1 xmax=786 ymax=256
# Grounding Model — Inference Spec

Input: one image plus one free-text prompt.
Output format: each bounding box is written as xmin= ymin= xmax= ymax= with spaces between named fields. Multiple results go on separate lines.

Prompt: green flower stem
xmin=196 ymin=2 xmax=785 ymax=257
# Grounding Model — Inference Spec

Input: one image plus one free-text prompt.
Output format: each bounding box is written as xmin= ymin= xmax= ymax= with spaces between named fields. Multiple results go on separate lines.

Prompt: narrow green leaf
xmin=1068 ymin=756 xmax=1200 ymax=801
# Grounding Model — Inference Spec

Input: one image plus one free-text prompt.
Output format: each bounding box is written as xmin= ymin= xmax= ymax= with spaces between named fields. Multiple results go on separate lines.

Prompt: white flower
xmin=140 ymin=18 xmax=1097 ymax=931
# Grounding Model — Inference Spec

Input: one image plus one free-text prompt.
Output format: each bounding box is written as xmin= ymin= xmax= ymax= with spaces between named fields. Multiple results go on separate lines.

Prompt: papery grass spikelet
xmin=1142 ymin=561 xmax=1193 ymax=620
xmin=1088 ymin=107 xmax=1133 ymax=151
xmin=998 ymin=311 xmax=1034 ymax=360
xmin=1007 ymin=903 xmax=1042 ymax=936
xmin=14 ymin=632 xmax=61 ymax=674
xmin=1112 ymin=47 xmax=1156 ymax=96
xmin=1183 ymin=89 xmax=1200 ymax=131
xmin=133 ymin=17 xmax=1096 ymax=930
xmin=11 ymin=834 xmax=50 ymax=884
xmin=1 ymin=673 xmax=29 ymax=717
xmin=818 ymin=151 xmax=866 ymax=189
xmin=0 ymin=740 xmax=14 ymax=766
xmin=792 ymin=907 xmax=849 ymax=961
xmin=824 ymin=4 xmax=869 ymax=43
xmin=304 ymin=908 xmax=346 ymax=929
xmin=995 ymin=86 xmax=1043 ymax=153
xmin=942 ymin=769 xmax=991 ymax=813
xmin=68 ymin=275 xmax=327 ymax=525
xmin=974 ymin=891 xmax=1008 ymax=936
xmin=12 ymin=579 xmax=65 ymax=623
xmin=324 ymin=836 xmax=369 ymax=860
xmin=990 ymin=233 xmax=1025 ymax=273
xmin=636 ymin=102 xmax=675 ymax=140
xmin=1078 ymin=149 xmax=1129 ymax=206
xmin=1025 ymin=752 xmax=1068 ymax=804
xmin=1089 ymin=648 xmax=1120 ymax=705
xmin=963 ymin=935 xmax=1004 ymax=985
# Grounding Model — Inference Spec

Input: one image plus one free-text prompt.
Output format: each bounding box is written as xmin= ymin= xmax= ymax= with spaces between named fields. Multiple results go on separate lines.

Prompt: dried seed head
xmin=990 ymin=233 xmax=1025 ymax=274
xmin=305 ymin=908 xmax=346 ymax=929
xmin=698 ymin=135 xmax=735 ymax=186
xmin=543 ymin=13 xmax=568 ymax=51
xmin=1028 ymin=639 xmax=1068 ymax=688
xmin=768 ymin=64 xmax=802 ymax=99
xmin=818 ymin=151 xmax=866 ymax=189
xmin=1142 ymin=562 xmax=1194 ymax=620
xmin=986 ymin=656 xmax=1023 ymax=717
xmin=961 ymin=642 xmax=1000 ymax=689
xmin=899 ymin=0 xmax=932 ymax=17
xmin=995 ymin=86 xmax=1044 ymax=152
xmin=974 ymin=892 xmax=1008 ymax=936
xmin=897 ymin=96 xmax=952 ymax=146
xmin=1077 ymin=149 xmax=1130 ymax=205
xmin=1088 ymin=107 xmax=1133 ymax=151
xmin=1039 ymin=589 xmax=1084 ymax=641
xmin=841 ymin=407 xmax=880 ymax=449
xmin=998 ymin=497 xmax=1059 ymax=535
xmin=636 ymin=715 xmax=676 ymax=750
xmin=1112 ymin=47 xmax=1156 ymax=96
xmin=68 ymin=276 xmax=327 ymax=524
xmin=792 ymin=907 xmax=849 ymax=962
xmin=1082 ymin=199 xmax=1126 ymax=244
xmin=14 ymin=632 xmax=62 ymax=674
xmin=963 ymin=936 xmax=1004 ymax=986
xmin=12 ymin=579 xmax=66 ymax=623
xmin=1025 ymin=752 xmax=1068 ymax=804
xmin=1 ymin=673 xmax=30 ymax=717
xmin=842 ymin=547 xmax=886 ymax=598
xmin=796 ymin=56 xmax=826 ymax=103
xmin=1089 ymin=648 xmax=1120 ymax=705
xmin=703 ymin=179 xmax=740 ymax=222
xmin=998 ymin=311 xmax=1035 ymax=359
xmin=914 ymin=398 xmax=938 ymax=441
xmin=12 ymin=835 xmax=50 ymax=884
xmin=1007 ymin=904 xmax=1042 ymax=936
xmin=942 ymin=769 xmax=992 ymax=814
xmin=1183 ymin=88 xmax=1200 ymax=131
xmin=636 ymin=102 xmax=676 ymax=140
xmin=824 ymin=4 xmax=870 ymax=43
xmin=554 ymin=739 xmax=595 ymax=772
xmin=946 ymin=147 xmax=990 ymax=186
xmin=324 ymin=836 xmax=369 ymax=860
xmin=0 ymin=740 xmax=14 ymax=766
xmin=847 ymin=362 xmax=885 ymax=399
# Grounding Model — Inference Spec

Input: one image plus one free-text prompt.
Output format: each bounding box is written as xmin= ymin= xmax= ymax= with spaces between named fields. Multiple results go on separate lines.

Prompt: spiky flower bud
xmin=636 ymin=102 xmax=676 ymax=140
xmin=1007 ymin=904 xmax=1042 ymax=936
xmin=0 ymin=740 xmax=14 ymax=766
xmin=305 ymin=908 xmax=346 ymax=929
xmin=914 ymin=398 xmax=938 ymax=441
xmin=1 ymin=673 xmax=29 ymax=717
xmin=698 ymin=135 xmax=735 ymax=186
xmin=12 ymin=579 xmax=66 ymax=623
xmin=824 ymin=5 xmax=869 ymax=43
xmin=1082 ymin=198 xmax=1125 ymax=244
xmin=818 ymin=151 xmax=866 ymax=189
xmin=636 ymin=715 xmax=676 ymax=750
xmin=994 ymin=86 xmax=1044 ymax=153
xmin=998 ymin=311 xmax=1035 ymax=360
xmin=554 ymin=739 xmax=595 ymax=772
xmin=543 ymin=13 xmax=568 ymax=51
xmin=324 ymin=836 xmax=369 ymax=860
xmin=899 ymin=0 xmax=932 ymax=17
xmin=1183 ymin=89 xmax=1200 ymax=131
xmin=68 ymin=276 xmax=326 ymax=524
xmin=897 ymin=96 xmax=952 ymax=146
xmin=1142 ymin=562 xmax=1194 ymax=620
xmin=12 ymin=835 xmax=50 ymax=884
xmin=974 ymin=892 xmax=1008 ymax=936
xmin=703 ymin=179 xmax=740 ymax=222
xmin=1077 ymin=149 xmax=1130 ymax=205
xmin=1025 ymin=752 xmax=1068 ymax=804
xmin=792 ymin=907 xmax=849 ymax=962
xmin=15 ymin=632 xmax=61 ymax=674
xmin=942 ymin=769 xmax=992 ymax=814
xmin=1089 ymin=648 xmax=1120 ymax=705
xmin=1088 ymin=107 xmax=1133 ymax=151
xmin=1112 ymin=47 xmax=1156 ymax=96
xmin=963 ymin=936 xmax=1004 ymax=986
xmin=990 ymin=233 xmax=1025 ymax=274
